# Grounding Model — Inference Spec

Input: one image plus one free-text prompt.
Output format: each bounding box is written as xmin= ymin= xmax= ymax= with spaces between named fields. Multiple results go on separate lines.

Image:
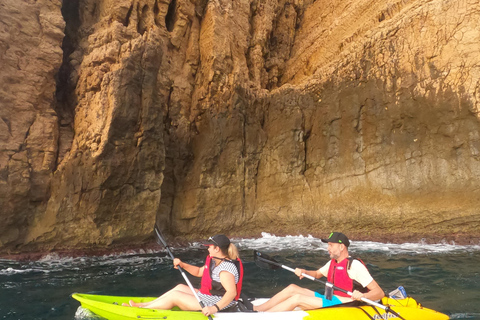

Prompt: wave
xmin=1 ymin=233 xmax=479 ymax=276
xmin=1 ymin=254 xmax=168 ymax=277
xmin=230 ymin=233 xmax=480 ymax=255
xmin=75 ymin=306 xmax=104 ymax=320
xmin=449 ymin=313 xmax=480 ymax=319
xmin=0 ymin=267 xmax=51 ymax=275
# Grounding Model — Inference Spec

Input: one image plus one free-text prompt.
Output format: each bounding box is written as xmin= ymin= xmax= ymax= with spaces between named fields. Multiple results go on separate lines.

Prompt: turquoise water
xmin=1 ymin=234 xmax=479 ymax=319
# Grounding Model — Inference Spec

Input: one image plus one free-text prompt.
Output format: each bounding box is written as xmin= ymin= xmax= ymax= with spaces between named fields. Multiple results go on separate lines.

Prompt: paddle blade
xmin=253 ymin=250 xmax=281 ymax=270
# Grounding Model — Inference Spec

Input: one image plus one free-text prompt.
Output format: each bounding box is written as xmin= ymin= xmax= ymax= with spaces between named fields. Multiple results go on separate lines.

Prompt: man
xmin=254 ymin=232 xmax=385 ymax=312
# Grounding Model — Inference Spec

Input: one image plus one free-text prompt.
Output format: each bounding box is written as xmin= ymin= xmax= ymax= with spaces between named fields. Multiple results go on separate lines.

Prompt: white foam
xmin=0 ymin=251 xmax=167 ymax=277
xmin=226 ymin=232 xmax=480 ymax=255
xmin=449 ymin=313 xmax=480 ymax=319
xmin=1 ymin=233 xmax=479 ymax=276
xmin=0 ymin=267 xmax=51 ymax=275
xmin=75 ymin=306 xmax=103 ymax=319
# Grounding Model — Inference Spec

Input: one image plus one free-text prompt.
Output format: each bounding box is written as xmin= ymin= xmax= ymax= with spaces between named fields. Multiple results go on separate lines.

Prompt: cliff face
xmin=1 ymin=0 xmax=480 ymax=253
xmin=0 ymin=0 xmax=65 ymax=248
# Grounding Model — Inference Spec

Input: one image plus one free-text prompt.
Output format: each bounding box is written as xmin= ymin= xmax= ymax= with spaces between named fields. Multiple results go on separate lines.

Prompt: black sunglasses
xmin=208 ymin=236 xmax=220 ymax=247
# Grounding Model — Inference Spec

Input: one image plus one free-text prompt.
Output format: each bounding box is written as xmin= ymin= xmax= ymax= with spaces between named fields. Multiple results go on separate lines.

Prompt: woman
xmin=127 ymin=234 xmax=244 ymax=317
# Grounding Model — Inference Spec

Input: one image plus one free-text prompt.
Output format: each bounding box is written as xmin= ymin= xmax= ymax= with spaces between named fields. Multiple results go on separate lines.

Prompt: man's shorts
xmin=314 ymin=292 xmax=342 ymax=307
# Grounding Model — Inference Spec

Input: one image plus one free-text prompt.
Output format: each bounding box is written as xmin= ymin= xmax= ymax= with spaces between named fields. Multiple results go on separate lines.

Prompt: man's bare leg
xmin=254 ymin=284 xmax=316 ymax=311
xmin=265 ymin=294 xmax=324 ymax=312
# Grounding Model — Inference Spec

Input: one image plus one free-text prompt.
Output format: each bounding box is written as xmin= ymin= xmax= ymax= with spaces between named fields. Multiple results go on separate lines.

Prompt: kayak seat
xmin=219 ymin=294 xmax=256 ymax=312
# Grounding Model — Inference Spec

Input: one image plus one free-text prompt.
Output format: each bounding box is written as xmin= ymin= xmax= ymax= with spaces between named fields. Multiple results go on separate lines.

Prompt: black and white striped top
xmin=196 ymin=260 xmax=239 ymax=308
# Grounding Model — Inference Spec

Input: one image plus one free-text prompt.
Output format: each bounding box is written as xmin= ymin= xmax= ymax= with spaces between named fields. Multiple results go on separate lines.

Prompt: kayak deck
xmin=72 ymin=293 xmax=450 ymax=320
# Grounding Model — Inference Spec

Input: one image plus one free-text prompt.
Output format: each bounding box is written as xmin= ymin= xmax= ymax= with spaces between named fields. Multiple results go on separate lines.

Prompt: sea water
xmin=1 ymin=233 xmax=479 ymax=320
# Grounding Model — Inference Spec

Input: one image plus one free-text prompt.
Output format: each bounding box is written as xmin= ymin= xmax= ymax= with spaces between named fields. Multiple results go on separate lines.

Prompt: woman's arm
xmin=214 ymin=271 xmax=237 ymax=310
xmin=173 ymin=258 xmax=205 ymax=277
xmin=201 ymin=271 xmax=236 ymax=316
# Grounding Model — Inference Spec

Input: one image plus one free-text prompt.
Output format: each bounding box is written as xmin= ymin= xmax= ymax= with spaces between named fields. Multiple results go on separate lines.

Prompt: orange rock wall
xmin=1 ymin=0 xmax=479 ymax=252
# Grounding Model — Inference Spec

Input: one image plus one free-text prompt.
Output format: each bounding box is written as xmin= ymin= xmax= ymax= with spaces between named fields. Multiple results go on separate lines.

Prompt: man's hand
xmin=351 ymin=290 xmax=365 ymax=301
xmin=294 ymin=268 xmax=306 ymax=279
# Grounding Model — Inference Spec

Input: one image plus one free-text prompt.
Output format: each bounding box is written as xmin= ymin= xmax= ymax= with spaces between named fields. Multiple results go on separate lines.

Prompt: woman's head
xmin=204 ymin=234 xmax=239 ymax=260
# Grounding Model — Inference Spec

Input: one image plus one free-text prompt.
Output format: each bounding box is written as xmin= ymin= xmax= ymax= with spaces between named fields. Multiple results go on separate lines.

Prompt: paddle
xmin=254 ymin=250 xmax=406 ymax=320
xmin=153 ymin=225 xmax=213 ymax=320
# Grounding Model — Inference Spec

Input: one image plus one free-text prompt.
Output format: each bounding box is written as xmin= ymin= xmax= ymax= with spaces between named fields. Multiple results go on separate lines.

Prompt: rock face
xmin=1 ymin=0 xmax=480 ymax=253
xmin=0 ymin=0 xmax=65 ymax=248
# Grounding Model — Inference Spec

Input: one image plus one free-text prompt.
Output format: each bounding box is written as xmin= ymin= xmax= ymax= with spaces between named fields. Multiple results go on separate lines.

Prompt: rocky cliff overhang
xmin=1 ymin=0 xmax=480 ymax=254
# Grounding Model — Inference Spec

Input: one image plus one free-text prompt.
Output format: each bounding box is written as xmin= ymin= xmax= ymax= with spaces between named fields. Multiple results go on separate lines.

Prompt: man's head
xmin=321 ymin=232 xmax=350 ymax=247
xmin=321 ymin=232 xmax=350 ymax=260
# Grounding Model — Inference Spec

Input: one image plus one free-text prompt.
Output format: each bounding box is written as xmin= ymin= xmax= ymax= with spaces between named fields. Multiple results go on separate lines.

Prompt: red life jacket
xmin=199 ymin=256 xmax=244 ymax=300
xmin=326 ymin=257 xmax=369 ymax=297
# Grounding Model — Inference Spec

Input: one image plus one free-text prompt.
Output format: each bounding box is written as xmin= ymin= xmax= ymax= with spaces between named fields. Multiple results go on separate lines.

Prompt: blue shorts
xmin=314 ymin=292 xmax=342 ymax=307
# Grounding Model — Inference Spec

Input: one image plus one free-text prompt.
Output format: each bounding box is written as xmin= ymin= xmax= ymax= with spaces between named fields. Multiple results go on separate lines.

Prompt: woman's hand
xmin=173 ymin=258 xmax=182 ymax=269
xmin=202 ymin=305 xmax=218 ymax=317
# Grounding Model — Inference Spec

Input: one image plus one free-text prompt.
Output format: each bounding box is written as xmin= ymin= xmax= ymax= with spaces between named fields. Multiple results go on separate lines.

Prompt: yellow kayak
xmin=72 ymin=293 xmax=449 ymax=320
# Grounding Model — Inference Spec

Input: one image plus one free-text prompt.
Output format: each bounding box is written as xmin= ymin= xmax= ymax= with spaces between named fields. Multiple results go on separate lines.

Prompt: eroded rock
xmin=1 ymin=0 xmax=480 ymax=253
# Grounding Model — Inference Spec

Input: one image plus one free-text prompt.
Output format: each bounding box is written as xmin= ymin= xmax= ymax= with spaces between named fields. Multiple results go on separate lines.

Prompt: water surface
xmin=1 ymin=233 xmax=479 ymax=319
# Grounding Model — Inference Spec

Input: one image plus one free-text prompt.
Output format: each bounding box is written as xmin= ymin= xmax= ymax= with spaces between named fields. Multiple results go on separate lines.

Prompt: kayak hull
xmin=72 ymin=293 xmax=449 ymax=320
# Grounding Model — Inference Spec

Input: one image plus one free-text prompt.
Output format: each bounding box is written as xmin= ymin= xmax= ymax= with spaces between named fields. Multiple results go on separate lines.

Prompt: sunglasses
xmin=208 ymin=236 xmax=220 ymax=247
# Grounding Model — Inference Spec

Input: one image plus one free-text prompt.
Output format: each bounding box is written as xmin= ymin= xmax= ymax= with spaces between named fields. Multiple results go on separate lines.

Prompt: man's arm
xmin=349 ymin=260 xmax=385 ymax=301
xmin=294 ymin=268 xmax=325 ymax=279
xmin=351 ymin=279 xmax=385 ymax=301
xmin=294 ymin=260 xmax=330 ymax=280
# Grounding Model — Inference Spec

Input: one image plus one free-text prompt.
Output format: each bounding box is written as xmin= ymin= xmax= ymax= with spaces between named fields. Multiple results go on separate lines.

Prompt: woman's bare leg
xmin=141 ymin=290 xmax=201 ymax=310
xmin=129 ymin=284 xmax=193 ymax=308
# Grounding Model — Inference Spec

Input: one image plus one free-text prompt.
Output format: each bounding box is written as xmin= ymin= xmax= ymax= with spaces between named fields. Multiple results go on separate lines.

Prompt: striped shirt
xmin=197 ymin=260 xmax=239 ymax=308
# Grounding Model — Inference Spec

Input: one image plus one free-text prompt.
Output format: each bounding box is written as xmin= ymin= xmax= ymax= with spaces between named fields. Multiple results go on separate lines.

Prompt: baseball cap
xmin=203 ymin=234 xmax=230 ymax=249
xmin=321 ymin=232 xmax=350 ymax=247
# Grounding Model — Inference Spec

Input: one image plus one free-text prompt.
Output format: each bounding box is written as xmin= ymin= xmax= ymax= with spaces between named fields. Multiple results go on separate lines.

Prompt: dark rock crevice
xmin=138 ymin=4 xmax=150 ymax=35
xmin=165 ymin=0 xmax=177 ymax=32
xmin=55 ymin=0 xmax=80 ymax=169
xmin=124 ymin=4 xmax=133 ymax=27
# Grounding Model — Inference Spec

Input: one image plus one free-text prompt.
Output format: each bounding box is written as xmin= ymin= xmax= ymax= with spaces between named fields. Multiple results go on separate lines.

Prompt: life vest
xmin=326 ymin=257 xmax=369 ymax=297
xmin=199 ymin=256 xmax=244 ymax=300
